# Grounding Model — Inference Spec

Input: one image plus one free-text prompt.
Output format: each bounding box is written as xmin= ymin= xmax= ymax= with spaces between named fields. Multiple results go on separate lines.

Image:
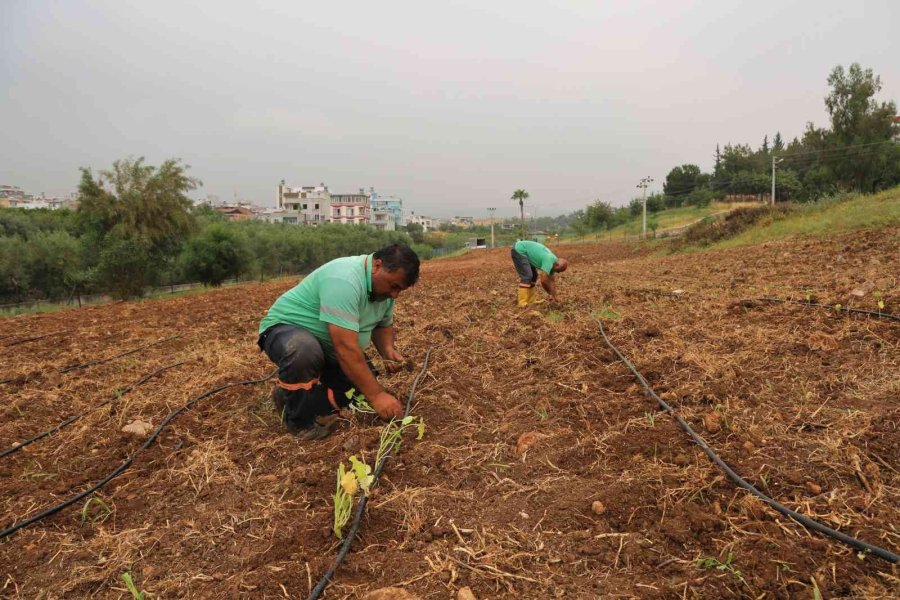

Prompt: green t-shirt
xmin=259 ymin=254 xmax=394 ymax=357
xmin=514 ymin=240 xmax=558 ymax=276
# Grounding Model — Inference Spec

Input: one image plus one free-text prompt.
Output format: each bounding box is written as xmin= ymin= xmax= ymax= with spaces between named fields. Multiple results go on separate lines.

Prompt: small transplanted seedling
xmin=645 ymin=412 xmax=656 ymax=426
xmin=696 ymin=553 xmax=746 ymax=585
xmin=874 ymin=291 xmax=884 ymax=314
xmin=80 ymin=495 xmax=113 ymax=525
xmin=120 ymin=571 xmax=145 ymax=600
xmin=345 ymin=388 xmax=375 ymax=414
xmin=333 ymin=455 xmax=375 ymax=538
xmin=375 ymin=415 xmax=426 ymax=469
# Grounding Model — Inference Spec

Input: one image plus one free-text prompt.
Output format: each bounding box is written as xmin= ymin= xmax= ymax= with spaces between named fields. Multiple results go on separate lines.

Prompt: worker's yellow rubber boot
xmin=517 ymin=287 xmax=531 ymax=307
xmin=525 ymin=286 xmax=537 ymax=305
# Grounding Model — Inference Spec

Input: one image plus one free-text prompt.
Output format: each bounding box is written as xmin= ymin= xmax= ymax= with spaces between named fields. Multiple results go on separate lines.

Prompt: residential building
xmin=213 ymin=205 xmax=254 ymax=221
xmin=370 ymin=192 xmax=404 ymax=230
xmin=405 ymin=211 xmax=434 ymax=231
xmin=371 ymin=207 xmax=395 ymax=231
xmin=450 ymin=216 xmax=475 ymax=228
xmin=330 ymin=189 xmax=369 ymax=225
xmin=276 ymin=180 xmax=331 ymax=226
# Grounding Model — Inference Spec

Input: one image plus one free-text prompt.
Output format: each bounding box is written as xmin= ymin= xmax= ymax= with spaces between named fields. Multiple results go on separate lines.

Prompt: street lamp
xmin=637 ymin=176 xmax=654 ymax=238
xmin=487 ymin=207 xmax=496 ymax=248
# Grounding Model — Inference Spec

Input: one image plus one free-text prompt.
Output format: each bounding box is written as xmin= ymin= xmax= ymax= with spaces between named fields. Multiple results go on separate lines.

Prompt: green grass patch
xmin=592 ymin=306 xmax=622 ymax=321
xmin=714 ymin=187 xmax=900 ymax=248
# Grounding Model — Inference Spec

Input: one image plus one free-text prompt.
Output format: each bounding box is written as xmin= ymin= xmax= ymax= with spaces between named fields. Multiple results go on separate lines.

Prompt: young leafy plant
xmin=120 ymin=571 xmax=145 ymax=600
xmin=333 ymin=462 xmax=354 ymax=539
xmin=696 ymin=552 xmax=746 ymax=585
xmin=345 ymin=388 xmax=375 ymax=414
xmin=375 ymin=415 xmax=425 ymax=469
xmin=80 ymin=495 xmax=113 ymax=525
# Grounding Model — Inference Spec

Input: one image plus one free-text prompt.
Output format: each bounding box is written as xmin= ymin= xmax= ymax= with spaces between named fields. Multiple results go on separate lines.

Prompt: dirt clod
xmin=591 ymin=501 xmax=607 ymax=515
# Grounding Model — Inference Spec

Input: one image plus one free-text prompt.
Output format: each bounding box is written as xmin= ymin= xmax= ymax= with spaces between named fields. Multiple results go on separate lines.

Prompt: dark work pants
xmin=511 ymin=248 xmax=538 ymax=286
xmin=257 ymin=324 xmax=375 ymax=428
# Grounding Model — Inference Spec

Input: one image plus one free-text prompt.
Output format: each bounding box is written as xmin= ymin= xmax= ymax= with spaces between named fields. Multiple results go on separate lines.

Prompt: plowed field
xmin=1 ymin=228 xmax=898 ymax=599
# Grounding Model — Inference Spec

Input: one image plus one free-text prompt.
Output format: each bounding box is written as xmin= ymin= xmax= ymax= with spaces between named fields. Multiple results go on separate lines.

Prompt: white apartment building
xmin=405 ymin=211 xmax=434 ymax=231
xmin=275 ymin=181 xmax=331 ymax=226
xmin=330 ymin=189 xmax=370 ymax=225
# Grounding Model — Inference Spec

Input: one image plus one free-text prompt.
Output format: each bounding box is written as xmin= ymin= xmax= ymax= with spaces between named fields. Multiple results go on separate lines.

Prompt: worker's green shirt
xmin=513 ymin=240 xmax=558 ymax=276
xmin=259 ymin=254 xmax=394 ymax=357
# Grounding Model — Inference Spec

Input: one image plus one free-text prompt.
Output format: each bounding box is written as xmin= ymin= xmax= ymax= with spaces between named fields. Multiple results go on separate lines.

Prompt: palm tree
xmin=511 ymin=189 xmax=529 ymax=237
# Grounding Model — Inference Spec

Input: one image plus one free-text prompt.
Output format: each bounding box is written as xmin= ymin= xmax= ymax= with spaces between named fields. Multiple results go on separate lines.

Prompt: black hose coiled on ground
xmin=596 ymin=319 xmax=899 ymax=564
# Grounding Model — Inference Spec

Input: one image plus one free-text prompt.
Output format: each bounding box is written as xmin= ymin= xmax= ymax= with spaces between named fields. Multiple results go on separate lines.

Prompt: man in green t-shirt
xmin=510 ymin=240 xmax=568 ymax=307
xmin=257 ymin=243 xmax=420 ymax=439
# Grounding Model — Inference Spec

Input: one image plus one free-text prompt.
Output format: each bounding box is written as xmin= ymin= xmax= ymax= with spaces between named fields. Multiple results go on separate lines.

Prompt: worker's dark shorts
xmin=511 ymin=247 xmax=538 ymax=286
xmin=258 ymin=324 xmax=379 ymax=412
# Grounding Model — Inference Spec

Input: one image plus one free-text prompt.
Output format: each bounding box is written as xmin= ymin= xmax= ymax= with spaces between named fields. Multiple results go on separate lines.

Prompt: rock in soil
xmin=591 ymin=500 xmax=607 ymax=515
xmin=515 ymin=431 xmax=542 ymax=455
xmin=457 ymin=587 xmax=477 ymax=600
xmin=121 ymin=419 xmax=153 ymax=436
xmin=703 ymin=411 xmax=723 ymax=434
xmin=362 ymin=587 xmax=422 ymax=600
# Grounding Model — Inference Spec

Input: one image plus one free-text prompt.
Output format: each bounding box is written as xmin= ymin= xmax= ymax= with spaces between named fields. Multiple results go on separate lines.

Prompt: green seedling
xmin=874 ymin=291 xmax=884 ymax=313
xmin=834 ymin=303 xmax=842 ymax=313
xmin=645 ymin=412 xmax=656 ymax=426
xmin=80 ymin=496 xmax=113 ymax=525
xmin=535 ymin=407 xmax=549 ymax=421
xmin=333 ymin=462 xmax=354 ymax=539
xmin=120 ymin=571 xmax=145 ymax=600
xmin=696 ymin=553 xmax=746 ymax=585
xmin=804 ymin=289 xmax=812 ymax=303
xmin=345 ymin=388 xmax=375 ymax=414
xmin=375 ymin=415 xmax=425 ymax=469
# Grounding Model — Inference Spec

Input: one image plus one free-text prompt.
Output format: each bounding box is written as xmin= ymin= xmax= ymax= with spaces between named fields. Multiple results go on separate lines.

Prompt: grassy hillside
xmin=568 ymin=201 xmax=758 ymax=241
xmin=714 ymin=186 xmax=900 ymax=249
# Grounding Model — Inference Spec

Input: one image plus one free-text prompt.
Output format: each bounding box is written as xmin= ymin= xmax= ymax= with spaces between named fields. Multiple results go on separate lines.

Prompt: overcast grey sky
xmin=2 ymin=1 xmax=897 ymax=217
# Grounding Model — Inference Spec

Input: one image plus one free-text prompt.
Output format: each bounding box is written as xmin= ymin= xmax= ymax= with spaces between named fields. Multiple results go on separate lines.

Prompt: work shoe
xmin=291 ymin=422 xmax=332 ymax=441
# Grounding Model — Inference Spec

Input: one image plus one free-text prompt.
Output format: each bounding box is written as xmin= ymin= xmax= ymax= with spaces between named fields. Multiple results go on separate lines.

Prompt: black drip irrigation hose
xmin=58 ymin=335 xmax=182 ymax=374
xmin=0 ymin=361 xmax=186 ymax=460
xmin=306 ymin=347 xmax=434 ymax=600
xmin=0 ymin=368 xmax=277 ymax=540
xmin=595 ymin=319 xmax=899 ymax=565
xmin=753 ymin=297 xmax=900 ymax=323
xmin=2 ymin=330 xmax=71 ymax=348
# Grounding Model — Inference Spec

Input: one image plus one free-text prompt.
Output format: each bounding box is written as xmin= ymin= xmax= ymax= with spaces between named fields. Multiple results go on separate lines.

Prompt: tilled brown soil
xmin=0 ymin=229 xmax=898 ymax=599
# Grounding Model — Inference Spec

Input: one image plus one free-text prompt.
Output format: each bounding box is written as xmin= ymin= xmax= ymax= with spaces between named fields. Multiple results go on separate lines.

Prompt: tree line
xmin=1 ymin=158 xmax=426 ymax=304
xmin=576 ymin=63 xmax=899 ymax=232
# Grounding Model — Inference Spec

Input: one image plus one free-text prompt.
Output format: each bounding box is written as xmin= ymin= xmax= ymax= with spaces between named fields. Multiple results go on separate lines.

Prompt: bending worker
xmin=257 ymin=243 xmax=420 ymax=440
xmin=511 ymin=239 xmax=568 ymax=306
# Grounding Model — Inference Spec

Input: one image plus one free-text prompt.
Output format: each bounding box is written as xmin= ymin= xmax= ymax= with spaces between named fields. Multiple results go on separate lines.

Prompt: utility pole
xmin=487 ymin=207 xmax=496 ymax=248
xmin=637 ymin=176 xmax=654 ymax=238
xmin=771 ymin=155 xmax=782 ymax=205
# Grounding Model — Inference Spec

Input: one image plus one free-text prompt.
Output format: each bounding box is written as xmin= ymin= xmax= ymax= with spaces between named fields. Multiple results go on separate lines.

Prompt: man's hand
xmin=382 ymin=348 xmax=409 ymax=374
xmin=370 ymin=391 xmax=404 ymax=420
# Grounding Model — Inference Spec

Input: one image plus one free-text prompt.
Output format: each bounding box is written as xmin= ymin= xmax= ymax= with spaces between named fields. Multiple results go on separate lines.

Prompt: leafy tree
xmin=77 ymin=157 xmax=199 ymax=298
xmin=404 ymin=222 xmax=425 ymax=244
xmin=180 ymin=223 xmax=254 ymax=286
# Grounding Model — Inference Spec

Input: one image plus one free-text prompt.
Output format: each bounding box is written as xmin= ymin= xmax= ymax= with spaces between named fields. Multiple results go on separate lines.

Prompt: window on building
xmin=314 ymin=204 xmax=319 ymax=209
xmin=334 ymin=208 xmax=341 ymax=216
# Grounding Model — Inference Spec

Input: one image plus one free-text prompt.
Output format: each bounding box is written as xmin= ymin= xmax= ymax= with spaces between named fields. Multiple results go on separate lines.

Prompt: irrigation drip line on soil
xmin=0 ymin=361 xmax=186 ymax=460
xmin=2 ymin=330 xmax=71 ymax=348
xmin=58 ymin=335 xmax=182 ymax=373
xmin=0 ymin=368 xmax=277 ymax=540
xmin=306 ymin=346 xmax=435 ymax=600
xmin=595 ymin=318 xmax=900 ymax=565
xmin=753 ymin=297 xmax=899 ymax=323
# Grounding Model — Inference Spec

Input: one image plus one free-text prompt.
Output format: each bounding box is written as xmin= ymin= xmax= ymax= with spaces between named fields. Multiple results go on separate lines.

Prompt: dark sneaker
xmin=292 ymin=422 xmax=332 ymax=441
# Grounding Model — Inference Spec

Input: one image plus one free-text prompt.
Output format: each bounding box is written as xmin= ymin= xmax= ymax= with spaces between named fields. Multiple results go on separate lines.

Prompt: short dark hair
xmin=374 ymin=243 xmax=420 ymax=286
